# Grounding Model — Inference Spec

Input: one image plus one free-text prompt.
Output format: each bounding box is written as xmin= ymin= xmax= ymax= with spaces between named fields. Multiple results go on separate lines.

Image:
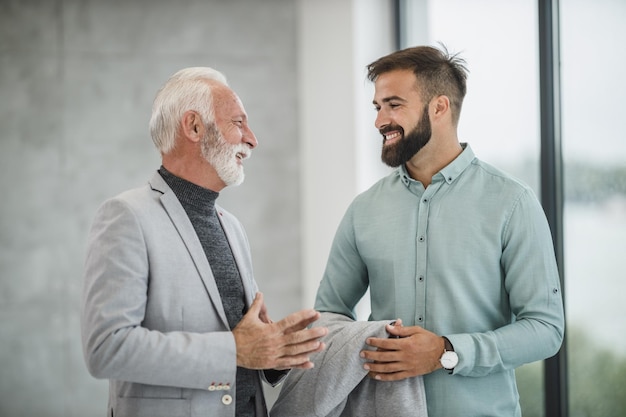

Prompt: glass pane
xmin=561 ymin=1 xmax=626 ymax=415
xmin=400 ymin=1 xmax=543 ymax=415
xmin=402 ymin=0 xmax=540 ymax=192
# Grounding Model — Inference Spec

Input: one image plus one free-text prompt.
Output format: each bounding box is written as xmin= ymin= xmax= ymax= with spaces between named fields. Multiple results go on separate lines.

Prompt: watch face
xmin=441 ymin=351 xmax=459 ymax=369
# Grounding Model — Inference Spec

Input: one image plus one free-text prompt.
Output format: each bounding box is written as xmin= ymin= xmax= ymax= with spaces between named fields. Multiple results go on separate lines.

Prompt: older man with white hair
xmin=81 ymin=67 xmax=327 ymax=417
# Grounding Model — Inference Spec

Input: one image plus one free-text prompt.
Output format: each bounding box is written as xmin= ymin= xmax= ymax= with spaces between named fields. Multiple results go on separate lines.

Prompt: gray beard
xmin=201 ymin=125 xmax=246 ymax=187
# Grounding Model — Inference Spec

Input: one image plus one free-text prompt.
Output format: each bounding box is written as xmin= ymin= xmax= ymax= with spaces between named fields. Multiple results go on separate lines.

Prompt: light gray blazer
xmin=81 ymin=172 xmax=276 ymax=417
xmin=271 ymin=313 xmax=428 ymax=417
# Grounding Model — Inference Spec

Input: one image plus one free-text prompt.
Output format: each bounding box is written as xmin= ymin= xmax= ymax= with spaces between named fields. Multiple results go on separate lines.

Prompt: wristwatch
xmin=440 ymin=337 xmax=458 ymax=374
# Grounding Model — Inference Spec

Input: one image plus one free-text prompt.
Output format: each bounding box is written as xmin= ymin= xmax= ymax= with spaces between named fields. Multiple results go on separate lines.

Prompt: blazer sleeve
xmin=81 ymin=195 xmax=236 ymax=390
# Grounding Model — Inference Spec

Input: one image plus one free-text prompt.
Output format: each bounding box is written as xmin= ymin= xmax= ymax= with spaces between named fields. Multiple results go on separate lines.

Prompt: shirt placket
xmin=414 ymin=180 xmax=440 ymax=327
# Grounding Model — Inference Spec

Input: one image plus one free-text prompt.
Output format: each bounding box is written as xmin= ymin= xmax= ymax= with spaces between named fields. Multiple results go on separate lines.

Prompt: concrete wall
xmin=0 ymin=0 xmax=397 ymax=414
xmin=0 ymin=0 xmax=301 ymax=415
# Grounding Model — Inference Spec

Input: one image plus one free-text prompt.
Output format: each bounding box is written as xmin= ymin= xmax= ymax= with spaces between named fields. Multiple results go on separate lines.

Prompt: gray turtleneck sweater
xmin=159 ymin=166 xmax=257 ymax=417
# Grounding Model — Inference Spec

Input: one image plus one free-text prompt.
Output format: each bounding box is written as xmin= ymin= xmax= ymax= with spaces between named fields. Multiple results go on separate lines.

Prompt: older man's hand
xmin=233 ymin=292 xmax=327 ymax=370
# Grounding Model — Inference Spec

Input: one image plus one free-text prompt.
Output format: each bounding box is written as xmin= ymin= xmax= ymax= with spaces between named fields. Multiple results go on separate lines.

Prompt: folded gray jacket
xmin=270 ymin=312 xmax=428 ymax=417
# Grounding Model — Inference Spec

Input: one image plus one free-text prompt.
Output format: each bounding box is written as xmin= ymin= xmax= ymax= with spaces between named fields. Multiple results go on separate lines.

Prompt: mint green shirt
xmin=315 ymin=144 xmax=564 ymax=417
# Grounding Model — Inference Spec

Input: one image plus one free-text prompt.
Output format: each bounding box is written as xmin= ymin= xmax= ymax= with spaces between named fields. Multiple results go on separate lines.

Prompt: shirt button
xmin=222 ymin=394 xmax=233 ymax=405
xmin=417 ymin=316 xmax=423 ymax=322
xmin=418 ymin=275 xmax=424 ymax=282
xmin=418 ymin=236 xmax=425 ymax=242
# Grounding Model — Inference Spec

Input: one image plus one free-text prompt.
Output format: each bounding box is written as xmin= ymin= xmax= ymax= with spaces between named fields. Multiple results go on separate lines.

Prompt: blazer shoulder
xmin=107 ymin=183 xmax=160 ymax=209
xmin=112 ymin=171 xmax=170 ymax=207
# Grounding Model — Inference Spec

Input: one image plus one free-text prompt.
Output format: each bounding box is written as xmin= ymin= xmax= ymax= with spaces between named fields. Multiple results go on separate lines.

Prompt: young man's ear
xmin=431 ymin=95 xmax=450 ymax=120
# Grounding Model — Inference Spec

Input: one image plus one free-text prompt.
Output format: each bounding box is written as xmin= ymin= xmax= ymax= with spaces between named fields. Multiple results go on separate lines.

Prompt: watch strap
xmin=443 ymin=336 xmax=454 ymax=352
xmin=441 ymin=336 xmax=456 ymax=374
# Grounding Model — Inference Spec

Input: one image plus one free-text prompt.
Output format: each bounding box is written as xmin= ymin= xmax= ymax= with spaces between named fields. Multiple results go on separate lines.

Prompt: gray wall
xmin=0 ymin=0 xmax=301 ymax=415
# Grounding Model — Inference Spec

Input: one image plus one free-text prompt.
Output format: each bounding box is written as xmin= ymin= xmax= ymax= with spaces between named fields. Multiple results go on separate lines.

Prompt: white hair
xmin=149 ymin=67 xmax=229 ymax=154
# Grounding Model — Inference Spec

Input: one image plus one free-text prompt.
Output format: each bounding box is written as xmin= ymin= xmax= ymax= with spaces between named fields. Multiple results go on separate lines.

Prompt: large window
xmin=400 ymin=0 xmax=626 ymax=415
xmin=561 ymin=0 xmax=626 ymax=415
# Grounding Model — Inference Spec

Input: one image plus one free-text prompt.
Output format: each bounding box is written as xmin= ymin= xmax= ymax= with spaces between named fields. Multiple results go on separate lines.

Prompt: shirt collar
xmin=398 ymin=143 xmax=475 ymax=187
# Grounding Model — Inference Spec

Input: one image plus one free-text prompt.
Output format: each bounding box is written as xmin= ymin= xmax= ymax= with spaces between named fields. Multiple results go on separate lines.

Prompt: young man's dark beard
xmin=381 ymin=106 xmax=432 ymax=167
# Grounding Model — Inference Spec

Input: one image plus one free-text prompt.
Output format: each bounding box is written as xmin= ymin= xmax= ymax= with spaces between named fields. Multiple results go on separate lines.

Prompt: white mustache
xmin=233 ymin=145 xmax=251 ymax=161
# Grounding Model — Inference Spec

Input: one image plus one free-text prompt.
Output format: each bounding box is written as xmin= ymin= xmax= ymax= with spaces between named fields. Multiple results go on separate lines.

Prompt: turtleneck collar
xmin=158 ymin=166 xmax=219 ymax=211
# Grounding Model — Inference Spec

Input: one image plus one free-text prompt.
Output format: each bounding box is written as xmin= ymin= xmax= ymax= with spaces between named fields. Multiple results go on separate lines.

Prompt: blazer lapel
xmin=149 ymin=173 xmax=230 ymax=329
